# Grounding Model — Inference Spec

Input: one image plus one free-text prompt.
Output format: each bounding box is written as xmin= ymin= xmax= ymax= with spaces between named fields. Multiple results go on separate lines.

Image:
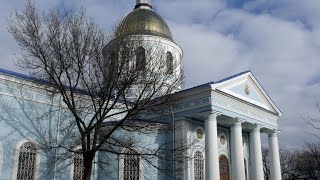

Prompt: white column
xmin=230 ymin=119 xmax=246 ymax=180
xmin=205 ymin=112 xmax=220 ymax=180
xmin=268 ymin=131 xmax=282 ymax=180
xmin=249 ymin=125 xmax=264 ymax=180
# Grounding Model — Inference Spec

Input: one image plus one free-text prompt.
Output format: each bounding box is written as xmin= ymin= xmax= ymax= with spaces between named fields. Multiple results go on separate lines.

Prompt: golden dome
xmin=115 ymin=8 xmax=173 ymax=41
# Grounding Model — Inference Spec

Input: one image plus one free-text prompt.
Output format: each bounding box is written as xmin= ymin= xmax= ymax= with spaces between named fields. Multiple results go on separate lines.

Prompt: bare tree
xmin=303 ymin=102 xmax=320 ymax=179
xmin=262 ymin=147 xmax=270 ymax=180
xmin=299 ymin=142 xmax=320 ymax=179
xmin=305 ymin=103 xmax=320 ymax=140
xmin=262 ymin=146 xmax=320 ymax=180
xmin=7 ymin=1 xmax=184 ymax=179
xmin=280 ymin=149 xmax=304 ymax=180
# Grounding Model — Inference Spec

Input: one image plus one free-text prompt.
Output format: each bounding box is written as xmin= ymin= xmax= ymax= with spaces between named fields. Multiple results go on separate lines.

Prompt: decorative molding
xmin=172 ymin=92 xmax=277 ymax=129
xmin=252 ymin=124 xmax=263 ymax=131
xmin=235 ymin=118 xmax=246 ymax=123
xmin=211 ymin=71 xmax=282 ymax=116
xmin=211 ymin=92 xmax=278 ymax=127
xmin=218 ymin=150 xmax=230 ymax=160
xmin=211 ymin=110 xmax=223 ymax=116
xmin=174 ymin=96 xmax=210 ymax=112
xmin=0 ymin=79 xmax=61 ymax=106
xmin=195 ymin=127 xmax=205 ymax=141
xmin=218 ymin=133 xmax=228 ymax=148
xmin=219 ymin=77 xmax=272 ymax=111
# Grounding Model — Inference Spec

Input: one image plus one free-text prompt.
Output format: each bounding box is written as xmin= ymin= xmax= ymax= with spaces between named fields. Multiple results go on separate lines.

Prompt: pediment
xmin=211 ymin=72 xmax=281 ymax=115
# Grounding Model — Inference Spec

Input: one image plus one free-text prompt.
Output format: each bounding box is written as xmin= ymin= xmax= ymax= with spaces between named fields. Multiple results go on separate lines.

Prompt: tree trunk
xmin=83 ymin=151 xmax=95 ymax=180
xmin=42 ymin=149 xmax=56 ymax=179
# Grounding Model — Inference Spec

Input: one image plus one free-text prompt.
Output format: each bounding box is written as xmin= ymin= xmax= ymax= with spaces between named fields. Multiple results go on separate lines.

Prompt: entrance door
xmin=219 ymin=155 xmax=230 ymax=180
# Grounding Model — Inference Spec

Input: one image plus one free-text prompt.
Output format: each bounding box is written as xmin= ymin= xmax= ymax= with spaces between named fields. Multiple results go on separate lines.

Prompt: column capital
xmin=268 ymin=129 xmax=281 ymax=137
xmin=235 ymin=117 xmax=246 ymax=123
xmin=268 ymin=132 xmax=277 ymax=138
xmin=210 ymin=110 xmax=222 ymax=115
xmin=252 ymin=124 xmax=263 ymax=132
xmin=206 ymin=111 xmax=222 ymax=120
xmin=232 ymin=118 xmax=245 ymax=127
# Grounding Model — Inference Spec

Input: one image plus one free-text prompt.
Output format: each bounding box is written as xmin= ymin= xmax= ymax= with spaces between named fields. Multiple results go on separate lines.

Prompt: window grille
xmin=194 ymin=151 xmax=204 ymax=180
xmin=73 ymin=152 xmax=84 ymax=180
xmin=16 ymin=142 xmax=37 ymax=180
xmin=123 ymin=150 xmax=140 ymax=180
xmin=166 ymin=52 xmax=173 ymax=74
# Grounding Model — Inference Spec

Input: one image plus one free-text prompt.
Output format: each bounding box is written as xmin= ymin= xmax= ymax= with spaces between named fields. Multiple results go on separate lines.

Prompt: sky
xmin=1 ymin=0 xmax=320 ymax=148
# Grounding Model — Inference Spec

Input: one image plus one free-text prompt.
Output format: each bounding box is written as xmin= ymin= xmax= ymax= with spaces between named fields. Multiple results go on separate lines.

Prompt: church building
xmin=0 ymin=0 xmax=282 ymax=179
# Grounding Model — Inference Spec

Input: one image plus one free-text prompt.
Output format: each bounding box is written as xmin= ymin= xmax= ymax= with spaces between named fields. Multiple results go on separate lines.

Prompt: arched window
xmin=73 ymin=151 xmax=84 ymax=180
xmin=166 ymin=52 xmax=173 ymax=74
xmin=136 ymin=47 xmax=146 ymax=71
xmin=123 ymin=149 xmax=140 ymax=180
xmin=219 ymin=155 xmax=229 ymax=180
xmin=16 ymin=142 xmax=37 ymax=180
xmin=194 ymin=151 xmax=204 ymax=180
xmin=109 ymin=52 xmax=119 ymax=71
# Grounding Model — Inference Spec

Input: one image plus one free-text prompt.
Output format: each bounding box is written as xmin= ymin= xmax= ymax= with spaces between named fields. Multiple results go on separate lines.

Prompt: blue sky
xmin=1 ymin=0 xmax=320 ymax=148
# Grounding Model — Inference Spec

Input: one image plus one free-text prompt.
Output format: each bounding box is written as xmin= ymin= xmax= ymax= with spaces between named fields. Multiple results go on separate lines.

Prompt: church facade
xmin=0 ymin=0 xmax=282 ymax=180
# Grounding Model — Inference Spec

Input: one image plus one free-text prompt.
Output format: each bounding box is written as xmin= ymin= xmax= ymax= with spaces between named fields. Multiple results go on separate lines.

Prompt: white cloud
xmin=0 ymin=0 xmax=320 ymax=148
xmin=155 ymin=0 xmax=226 ymax=24
xmin=169 ymin=22 xmax=251 ymax=87
xmin=168 ymin=2 xmax=320 ymax=147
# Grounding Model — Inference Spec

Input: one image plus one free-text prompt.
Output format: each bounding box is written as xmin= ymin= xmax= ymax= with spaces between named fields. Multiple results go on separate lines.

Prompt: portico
xmin=173 ymin=71 xmax=282 ymax=180
xmin=203 ymin=112 xmax=281 ymax=180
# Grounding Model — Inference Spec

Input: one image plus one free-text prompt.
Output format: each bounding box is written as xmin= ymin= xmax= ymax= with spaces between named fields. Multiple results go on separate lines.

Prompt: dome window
xmin=136 ymin=47 xmax=146 ymax=71
xmin=109 ymin=52 xmax=119 ymax=71
xmin=166 ymin=52 xmax=173 ymax=74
